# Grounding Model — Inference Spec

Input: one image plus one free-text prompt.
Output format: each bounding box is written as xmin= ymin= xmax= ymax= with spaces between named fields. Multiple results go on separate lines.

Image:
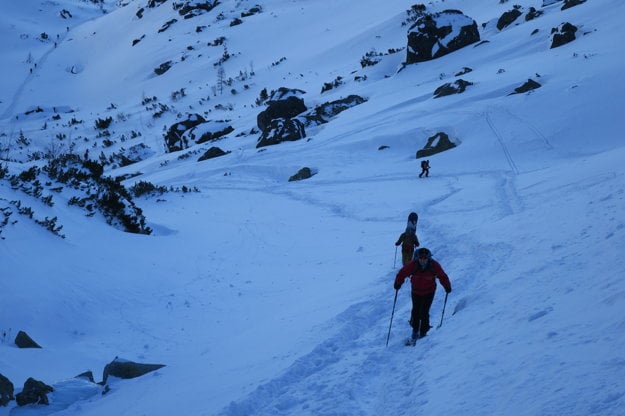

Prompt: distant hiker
xmin=395 ymin=212 xmax=419 ymax=266
xmin=84 ymin=149 xmax=89 ymax=160
xmin=419 ymin=159 xmax=430 ymax=178
xmin=394 ymin=247 xmax=451 ymax=344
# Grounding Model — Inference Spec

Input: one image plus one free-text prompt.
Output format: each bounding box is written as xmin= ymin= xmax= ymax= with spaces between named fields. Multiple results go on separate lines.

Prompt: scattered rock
xmin=562 ymin=0 xmax=586 ymax=11
xmin=406 ymin=10 xmax=480 ymax=64
xmin=433 ymin=79 xmax=473 ymax=98
xmin=497 ymin=7 xmax=522 ymax=30
xmin=15 ymin=378 xmax=53 ymax=406
xmin=550 ymin=22 xmax=578 ymax=49
xmin=198 ymin=146 xmax=230 ymax=161
xmin=288 ymin=167 xmax=316 ymax=182
xmin=14 ymin=330 xmax=42 ymax=349
xmin=510 ymin=78 xmax=542 ymax=95
xmin=75 ymin=371 xmax=95 ymax=383
xmin=164 ymin=114 xmax=206 ymax=152
xmin=102 ymin=358 xmax=166 ymax=384
xmin=257 ymin=118 xmax=306 ymax=148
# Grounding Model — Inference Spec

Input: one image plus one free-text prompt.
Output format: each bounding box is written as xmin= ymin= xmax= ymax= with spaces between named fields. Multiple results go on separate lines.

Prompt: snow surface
xmin=1 ymin=0 xmax=625 ymax=415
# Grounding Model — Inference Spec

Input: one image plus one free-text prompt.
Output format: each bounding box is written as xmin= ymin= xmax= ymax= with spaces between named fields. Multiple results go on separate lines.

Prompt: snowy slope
xmin=1 ymin=0 xmax=625 ymax=415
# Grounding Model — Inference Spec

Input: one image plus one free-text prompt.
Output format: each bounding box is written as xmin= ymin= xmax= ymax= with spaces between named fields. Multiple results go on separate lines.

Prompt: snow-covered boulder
xmin=257 ymin=88 xmax=307 ymax=133
xmin=303 ymin=95 xmax=367 ymax=127
xmin=257 ymin=118 xmax=306 ymax=148
xmin=164 ymin=114 xmax=206 ymax=152
xmin=189 ymin=120 xmax=235 ymax=144
xmin=406 ymin=10 xmax=480 ymax=64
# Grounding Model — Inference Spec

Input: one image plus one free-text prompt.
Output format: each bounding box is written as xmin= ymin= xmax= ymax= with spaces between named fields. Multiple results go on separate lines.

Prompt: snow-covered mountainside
xmin=1 ymin=0 xmax=624 ymax=415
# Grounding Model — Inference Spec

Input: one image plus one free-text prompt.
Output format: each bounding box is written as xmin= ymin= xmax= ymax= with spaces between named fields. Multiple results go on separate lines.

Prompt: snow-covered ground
xmin=1 ymin=0 xmax=624 ymax=415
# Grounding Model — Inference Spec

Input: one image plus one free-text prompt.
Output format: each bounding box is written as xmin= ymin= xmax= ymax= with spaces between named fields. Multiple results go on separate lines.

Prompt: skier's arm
xmin=433 ymin=261 xmax=452 ymax=293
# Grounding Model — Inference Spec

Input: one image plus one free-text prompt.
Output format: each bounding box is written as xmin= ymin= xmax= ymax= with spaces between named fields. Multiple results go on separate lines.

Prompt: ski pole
xmin=438 ymin=292 xmax=448 ymax=328
xmin=386 ymin=289 xmax=399 ymax=347
xmin=393 ymin=246 xmax=398 ymax=268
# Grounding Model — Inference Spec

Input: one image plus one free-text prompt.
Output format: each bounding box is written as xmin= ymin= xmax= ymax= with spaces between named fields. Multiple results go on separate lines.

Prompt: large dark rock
xmin=0 ymin=374 xmax=14 ymax=406
xmin=257 ymin=93 xmax=307 ymax=133
xmin=256 ymin=118 xmax=306 ymax=148
xmin=173 ymin=0 xmax=219 ymax=19
xmin=198 ymin=146 xmax=230 ymax=161
xmin=102 ymin=358 xmax=166 ymax=384
xmin=416 ymin=132 xmax=457 ymax=158
xmin=164 ymin=114 xmax=206 ymax=152
xmin=433 ymin=79 xmax=473 ymax=98
xmin=288 ymin=167 xmax=316 ymax=182
xmin=510 ymin=78 xmax=542 ymax=95
xmin=550 ymin=22 xmax=578 ymax=49
xmin=15 ymin=378 xmax=53 ymax=406
xmin=562 ymin=0 xmax=586 ymax=10
xmin=497 ymin=7 xmax=522 ymax=30
xmin=525 ymin=7 xmax=543 ymax=22
xmin=406 ymin=10 xmax=480 ymax=64
xmin=14 ymin=330 xmax=41 ymax=349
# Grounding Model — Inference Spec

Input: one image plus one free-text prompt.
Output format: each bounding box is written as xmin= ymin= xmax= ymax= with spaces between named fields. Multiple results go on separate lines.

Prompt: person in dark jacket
xmin=395 ymin=212 xmax=419 ymax=266
xmin=419 ymin=159 xmax=430 ymax=178
xmin=394 ymin=247 xmax=451 ymax=341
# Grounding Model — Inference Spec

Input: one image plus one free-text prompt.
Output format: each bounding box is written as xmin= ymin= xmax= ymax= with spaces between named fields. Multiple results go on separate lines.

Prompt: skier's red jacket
xmin=394 ymin=258 xmax=451 ymax=295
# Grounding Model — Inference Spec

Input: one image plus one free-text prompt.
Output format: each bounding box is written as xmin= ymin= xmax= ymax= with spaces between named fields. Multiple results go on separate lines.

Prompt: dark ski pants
xmin=401 ymin=250 xmax=413 ymax=266
xmin=411 ymin=292 xmax=435 ymax=336
xmin=419 ymin=168 xmax=429 ymax=177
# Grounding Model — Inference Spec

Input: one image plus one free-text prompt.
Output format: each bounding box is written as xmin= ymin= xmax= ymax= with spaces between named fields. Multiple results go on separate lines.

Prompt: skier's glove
xmin=445 ymin=287 xmax=452 ymax=294
xmin=394 ymin=282 xmax=402 ymax=291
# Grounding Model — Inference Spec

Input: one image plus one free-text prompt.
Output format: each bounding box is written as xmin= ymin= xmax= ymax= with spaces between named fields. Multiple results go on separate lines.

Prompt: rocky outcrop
xmin=433 ymin=79 xmax=473 ymax=98
xmin=14 ymin=330 xmax=41 ymax=349
xmin=257 ymin=88 xmax=307 ymax=133
xmin=562 ymin=0 xmax=586 ymax=10
xmin=406 ymin=10 xmax=480 ymax=64
xmin=303 ymin=95 xmax=367 ymax=127
xmin=550 ymin=22 xmax=578 ymax=48
xmin=198 ymin=146 xmax=230 ymax=161
xmin=15 ymin=378 xmax=53 ymax=406
xmin=510 ymin=78 xmax=542 ymax=95
xmin=102 ymin=358 xmax=165 ymax=384
xmin=257 ymin=118 xmax=306 ymax=148
xmin=497 ymin=7 xmax=522 ymax=30
xmin=256 ymin=88 xmax=308 ymax=148
xmin=416 ymin=132 xmax=457 ymax=158
xmin=164 ymin=114 xmax=206 ymax=152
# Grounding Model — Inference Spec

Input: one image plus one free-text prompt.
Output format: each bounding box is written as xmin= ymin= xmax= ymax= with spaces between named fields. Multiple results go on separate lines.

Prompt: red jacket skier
xmin=394 ymin=247 xmax=451 ymax=341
